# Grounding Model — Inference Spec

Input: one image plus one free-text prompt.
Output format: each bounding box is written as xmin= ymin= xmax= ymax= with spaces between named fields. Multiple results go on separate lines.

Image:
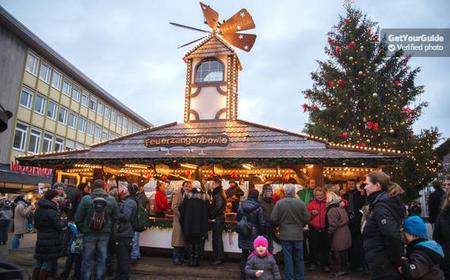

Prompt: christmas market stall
xmin=16 ymin=3 xmax=402 ymax=255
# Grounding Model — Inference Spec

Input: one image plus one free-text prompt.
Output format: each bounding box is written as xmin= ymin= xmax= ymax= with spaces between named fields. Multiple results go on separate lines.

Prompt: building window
xmin=46 ymin=100 xmax=57 ymax=119
xmin=81 ymin=94 xmax=88 ymax=107
xmin=122 ymin=117 xmax=127 ymax=130
xmin=20 ymin=87 xmax=33 ymax=109
xmin=127 ymin=124 xmax=132 ymax=134
xmin=68 ymin=111 xmax=77 ymax=128
xmin=195 ymin=59 xmax=224 ymax=83
xmin=25 ymin=52 xmax=39 ymax=75
xmin=95 ymin=125 xmax=102 ymax=139
xmin=78 ymin=117 xmax=86 ymax=133
xmin=38 ymin=62 xmax=51 ymax=83
xmin=34 ymin=94 xmax=46 ymax=115
xmin=13 ymin=123 xmax=28 ymax=151
xmin=62 ymin=80 xmax=72 ymax=96
xmin=42 ymin=133 xmax=53 ymax=153
xmin=97 ymin=102 xmax=104 ymax=116
xmin=72 ymin=88 xmax=81 ymax=102
xmin=65 ymin=139 xmax=74 ymax=151
xmin=58 ymin=107 xmax=68 ymax=124
xmin=117 ymin=115 xmax=122 ymax=128
xmin=89 ymin=97 xmax=97 ymax=111
xmin=104 ymin=106 xmax=110 ymax=120
xmin=54 ymin=137 xmax=64 ymax=151
xmin=28 ymin=128 xmax=41 ymax=154
xmin=75 ymin=142 xmax=84 ymax=150
xmin=86 ymin=120 xmax=94 ymax=136
xmin=51 ymin=70 xmax=62 ymax=90
xmin=102 ymin=129 xmax=109 ymax=140
xmin=111 ymin=110 xmax=116 ymax=124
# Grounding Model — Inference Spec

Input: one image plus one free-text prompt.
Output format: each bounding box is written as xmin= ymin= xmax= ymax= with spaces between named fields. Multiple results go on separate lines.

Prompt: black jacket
xmin=363 ymin=191 xmax=406 ymax=280
xmin=237 ymin=198 xmax=266 ymax=250
xmin=343 ymin=189 xmax=365 ymax=232
xmin=64 ymin=185 xmax=82 ymax=220
xmin=401 ymin=238 xmax=444 ymax=280
xmin=209 ymin=186 xmax=226 ymax=219
xmin=34 ymin=199 xmax=64 ymax=261
xmin=428 ymin=189 xmax=446 ymax=223
xmin=433 ymin=207 xmax=450 ymax=279
xmin=180 ymin=193 xmax=209 ymax=239
xmin=258 ymin=196 xmax=274 ymax=227
xmin=117 ymin=196 xmax=137 ymax=238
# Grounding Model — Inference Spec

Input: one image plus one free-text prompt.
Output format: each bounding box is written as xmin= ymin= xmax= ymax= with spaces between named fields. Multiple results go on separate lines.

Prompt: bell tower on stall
xmin=170 ymin=2 xmax=257 ymax=123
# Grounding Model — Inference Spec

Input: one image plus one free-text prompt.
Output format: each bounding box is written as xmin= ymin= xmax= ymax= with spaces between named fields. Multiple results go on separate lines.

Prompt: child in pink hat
xmin=245 ymin=236 xmax=281 ymax=280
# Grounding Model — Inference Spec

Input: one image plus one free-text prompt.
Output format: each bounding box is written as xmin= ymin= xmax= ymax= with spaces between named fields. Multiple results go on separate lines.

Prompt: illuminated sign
xmin=144 ymin=135 xmax=229 ymax=148
xmin=10 ymin=162 xmax=53 ymax=177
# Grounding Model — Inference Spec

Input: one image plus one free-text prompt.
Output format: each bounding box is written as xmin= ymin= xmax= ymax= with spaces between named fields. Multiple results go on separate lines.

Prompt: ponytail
xmin=367 ymin=171 xmax=404 ymax=197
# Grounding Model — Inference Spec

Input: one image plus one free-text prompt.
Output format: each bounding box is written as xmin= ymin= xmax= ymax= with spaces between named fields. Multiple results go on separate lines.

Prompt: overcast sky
xmin=1 ymin=0 xmax=449 ymax=140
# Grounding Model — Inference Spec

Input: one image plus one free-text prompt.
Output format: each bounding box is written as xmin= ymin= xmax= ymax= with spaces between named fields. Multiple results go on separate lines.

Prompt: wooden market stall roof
xmin=17 ymin=120 xmax=402 ymax=167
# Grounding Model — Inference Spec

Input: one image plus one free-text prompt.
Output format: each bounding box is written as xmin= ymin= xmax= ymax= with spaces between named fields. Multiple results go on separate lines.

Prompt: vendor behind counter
xmin=225 ymin=181 xmax=244 ymax=212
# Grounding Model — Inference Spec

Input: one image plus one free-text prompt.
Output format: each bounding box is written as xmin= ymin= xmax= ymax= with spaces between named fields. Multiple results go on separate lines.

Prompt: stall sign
xmin=144 ymin=135 xmax=229 ymax=148
xmin=10 ymin=162 xmax=53 ymax=177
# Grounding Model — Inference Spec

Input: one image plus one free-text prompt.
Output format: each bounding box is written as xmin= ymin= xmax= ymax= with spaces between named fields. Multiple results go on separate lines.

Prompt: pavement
xmin=1 ymin=232 xmax=369 ymax=279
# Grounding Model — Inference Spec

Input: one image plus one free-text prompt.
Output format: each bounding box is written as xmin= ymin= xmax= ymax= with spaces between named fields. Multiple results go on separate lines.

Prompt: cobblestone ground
xmin=1 ymin=233 xmax=369 ymax=279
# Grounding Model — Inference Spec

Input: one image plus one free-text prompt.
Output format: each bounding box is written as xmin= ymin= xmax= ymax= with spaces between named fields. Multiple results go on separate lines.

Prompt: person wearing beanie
xmin=12 ymin=194 xmax=33 ymax=250
xmin=237 ymin=189 xmax=266 ymax=280
xmin=271 ymin=184 xmax=309 ymax=280
xmin=245 ymin=236 xmax=281 ymax=280
xmin=259 ymin=184 xmax=275 ymax=252
xmin=32 ymin=189 xmax=63 ymax=280
xmin=400 ymin=216 xmax=444 ymax=280
xmin=226 ymin=181 xmax=244 ymax=213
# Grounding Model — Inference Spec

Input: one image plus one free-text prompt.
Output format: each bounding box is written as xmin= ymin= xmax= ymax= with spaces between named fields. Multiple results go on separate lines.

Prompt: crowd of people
xmin=0 ymin=172 xmax=448 ymax=280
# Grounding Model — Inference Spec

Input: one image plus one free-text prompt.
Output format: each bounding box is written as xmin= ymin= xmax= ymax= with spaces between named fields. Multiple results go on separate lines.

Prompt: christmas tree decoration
xmin=328 ymin=37 xmax=335 ymax=45
xmin=302 ymin=5 xmax=440 ymax=200
xmin=327 ymin=81 xmax=334 ymax=88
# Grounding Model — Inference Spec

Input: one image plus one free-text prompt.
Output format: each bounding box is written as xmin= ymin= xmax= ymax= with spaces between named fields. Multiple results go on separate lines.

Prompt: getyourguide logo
xmin=10 ymin=161 xmax=53 ymax=177
xmin=387 ymin=34 xmax=444 ymax=42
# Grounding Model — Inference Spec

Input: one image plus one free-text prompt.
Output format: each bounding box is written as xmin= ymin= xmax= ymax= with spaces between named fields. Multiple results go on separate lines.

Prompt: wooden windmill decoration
xmin=170 ymin=2 xmax=257 ymax=52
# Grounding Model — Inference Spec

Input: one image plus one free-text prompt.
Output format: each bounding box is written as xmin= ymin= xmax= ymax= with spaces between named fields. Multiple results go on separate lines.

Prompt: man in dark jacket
xmin=363 ymin=172 xmax=406 ymax=280
xmin=237 ymin=189 xmax=266 ymax=280
xmin=258 ymin=184 xmax=274 ymax=252
xmin=209 ymin=178 xmax=226 ymax=265
xmin=343 ymin=180 xmax=365 ymax=271
xmin=271 ymin=184 xmax=310 ymax=280
xmin=226 ymin=181 xmax=244 ymax=213
xmin=64 ymin=184 xmax=82 ymax=221
xmin=433 ymin=191 xmax=450 ymax=279
xmin=180 ymin=184 xmax=209 ymax=267
xmin=115 ymin=184 xmax=137 ymax=280
xmin=75 ymin=179 xmax=119 ymax=280
xmin=428 ymin=180 xmax=446 ymax=225
xmin=400 ymin=216 xmax=444 ymax=280
xmin=32 ymin=190 xmax=64 ymax=280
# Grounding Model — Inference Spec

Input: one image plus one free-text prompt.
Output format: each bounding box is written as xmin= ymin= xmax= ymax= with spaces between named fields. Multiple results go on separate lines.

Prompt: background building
xmin=0 ymin=6 xmax=152 ymax=193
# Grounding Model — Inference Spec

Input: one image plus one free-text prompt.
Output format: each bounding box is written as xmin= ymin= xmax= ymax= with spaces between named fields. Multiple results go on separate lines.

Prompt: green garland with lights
xmin=302 ymin=5 xmax=441 ymax=200
xmin=146 ymin=219 xmax=237 ymax=233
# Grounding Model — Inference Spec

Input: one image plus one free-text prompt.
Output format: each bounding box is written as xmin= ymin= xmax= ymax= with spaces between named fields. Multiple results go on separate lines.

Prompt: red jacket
xmin=307 ymin=198 xmax=327 ymax=230
xmin=154 ymin=190 xmax=168 ymax=212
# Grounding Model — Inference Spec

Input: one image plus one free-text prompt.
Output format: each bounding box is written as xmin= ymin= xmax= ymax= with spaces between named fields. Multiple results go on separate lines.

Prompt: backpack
xmin=89 ymin=195 xmax=108 ymax=232
xmin=131 ymin=197 xmax=149 ymax=232
xmin=237 ymin=208 xmax=257 ymax=237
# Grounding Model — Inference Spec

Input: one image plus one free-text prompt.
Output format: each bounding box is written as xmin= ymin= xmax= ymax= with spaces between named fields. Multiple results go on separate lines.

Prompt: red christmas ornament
xmin=408 ymin=132 xmax=414 ymax=139
xmin=328 ymin=37 xmax=335 ymax=45
xmin=335 ymin=46 xmax=342 ymax=55
xmin=367 ymin=27 xmax=372 ymax=34
xmin=302 ymin=103 xmax=308 ymax=112
xmin=356 ymin=143 xmax=367 ymax=148
xmin=161 ymin=175 xmax=167 ymax=181
xmin=230 ymin=171 xmax=238 ymax=179
xmin=311 ymin=104 xmax=318 ymax=111
xmin=394 ymin=80 xmax=402 ymax=87
xmin=338 ymin=132 xmax=350 ymax=138
xmin=366 ymin=121 xmax=379 ymax=131
xmin=327 ymin=81 xmax=334 ymax=88
xmin=404 ymin=56 xmax=410 ymax=65
xmin=344 ymin=18 xmax=351 ymax=23
xmin=337 ymin=79 xmax=346 ymax=86
xmin=346 ymin=41 xmax=356 ymax=49
xmin=185 ymin=169 xmax=192 ymax=177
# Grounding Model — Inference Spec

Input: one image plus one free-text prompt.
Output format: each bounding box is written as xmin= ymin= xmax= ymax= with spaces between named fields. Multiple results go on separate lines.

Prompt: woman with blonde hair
xmin=362 ymin=171 xmax=406 ymax=280
xmin=433 ymin=177 xmax=450 ymax=279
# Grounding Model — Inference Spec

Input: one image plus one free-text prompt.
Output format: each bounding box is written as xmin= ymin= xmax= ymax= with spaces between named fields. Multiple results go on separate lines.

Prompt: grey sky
xmin=1 ymin=0 xmax=449 ymax=140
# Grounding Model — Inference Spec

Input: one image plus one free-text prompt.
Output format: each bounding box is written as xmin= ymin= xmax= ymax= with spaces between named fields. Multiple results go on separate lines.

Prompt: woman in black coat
xmin=180 ymin=183 xmax=209 ymax=267
xmin=362 ymin=172 xmax=406 ymax=280
xmin=32 ymin=190 xmax=64 ymax=280
xmin=237 ymin=189 xmax=266 ymax=280
xmin=433 ymin=193 xmax=450 ymax=279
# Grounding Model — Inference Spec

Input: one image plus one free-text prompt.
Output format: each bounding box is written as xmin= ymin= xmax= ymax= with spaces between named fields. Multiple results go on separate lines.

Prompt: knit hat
xmin=44 ymin=189 xmax=59 ymax=200
xmin=262 ymin=184 xmax=272 ymax=193
xmin=403 ymin=216 xmax=428 ymax=237
xmin=192 ymin=180 xmax=202 ymax=192
xmin=253 ymin=235 xmax=268 ymax=250
xmin=284 ymin=184 xmax=295 ymax=196
xmin=127 ymin=183 xmax=139 ymax=196
xmin=248 ymin=189 xmax=259 ymax=199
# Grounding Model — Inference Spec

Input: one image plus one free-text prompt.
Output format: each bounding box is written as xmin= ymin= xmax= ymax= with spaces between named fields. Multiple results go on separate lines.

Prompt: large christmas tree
xmin=303 ymin=5 xmax=440 ymax=200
